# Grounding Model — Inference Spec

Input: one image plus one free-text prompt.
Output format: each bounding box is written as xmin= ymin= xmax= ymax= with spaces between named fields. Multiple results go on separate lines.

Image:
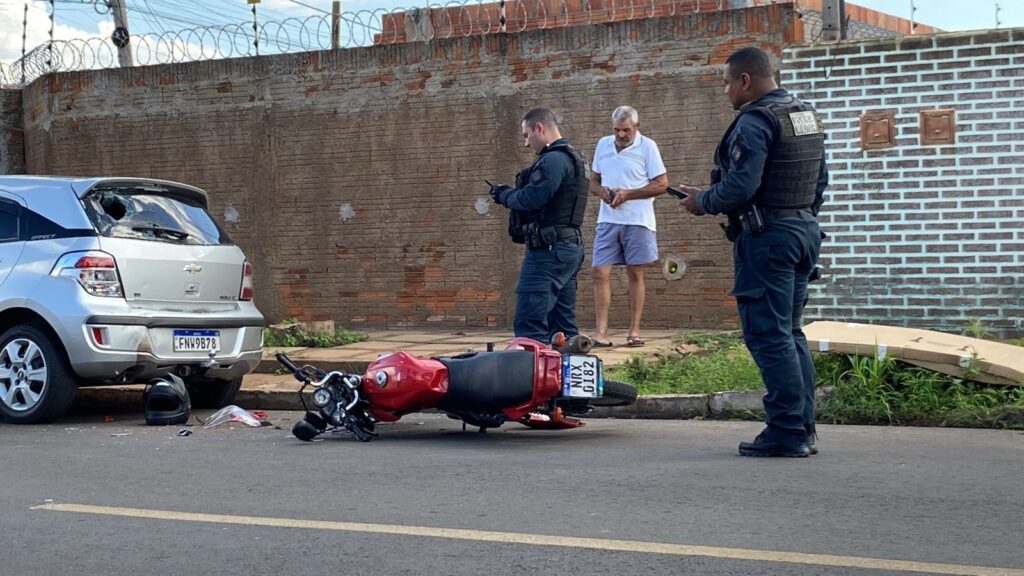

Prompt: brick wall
xmin=782 ymin=29 xmax=1024 ymax=336
xmin=376 ymin=0 xmax=726 ymax=43
xmin=21 ymin=5 xmax=796 ymax=330
xmin=0 ymin=89 xmax=24 ymax=175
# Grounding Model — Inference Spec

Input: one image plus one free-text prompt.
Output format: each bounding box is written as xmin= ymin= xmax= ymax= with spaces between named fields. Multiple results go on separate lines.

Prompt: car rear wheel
xmin=0 ymin=325 xmax=78 ymax=424
xmin=187 ymin=376 xmax=243 ymax=409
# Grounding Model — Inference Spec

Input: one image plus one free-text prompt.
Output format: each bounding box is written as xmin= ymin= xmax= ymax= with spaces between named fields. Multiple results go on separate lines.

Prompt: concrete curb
xmin=256 ymin=358 xmax=370 ymax=375
xmin=76 ymin=386 xmax=831 ymax=421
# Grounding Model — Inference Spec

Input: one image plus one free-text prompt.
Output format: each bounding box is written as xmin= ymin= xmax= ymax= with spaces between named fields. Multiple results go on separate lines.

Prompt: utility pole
xmin=21 ymin=3 xmax=27 ymax=85
xmin=331 ymin=0 xmax=340 ymax=49
xmin=109 ymin=0 xmax=133 ymax=67
xmin=820 ymin=0 xmax=841 ymax=42
xmin=839 ymin=0 xmax=847 ymax=40
xmin=249 ymin=0 xmax=260 ymax=56
xmin=47 ymin=0 xmax=53 ymax=69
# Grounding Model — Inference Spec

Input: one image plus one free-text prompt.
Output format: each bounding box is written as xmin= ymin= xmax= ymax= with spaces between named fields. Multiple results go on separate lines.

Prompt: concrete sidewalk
xmin=256 ymin=328 xmax=681 ymax=374
xmin=75 ymin=327 xmax=778 ymax=421
xmin=239 ymin=327 xmax=738 ymax=419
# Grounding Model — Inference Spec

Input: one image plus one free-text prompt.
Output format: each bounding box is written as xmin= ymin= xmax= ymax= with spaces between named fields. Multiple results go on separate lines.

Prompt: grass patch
xmin=263 ymin=319 xmax=367 ymax=348
xmin=817 ymin=353 xmax=1024 ymax=429
xmin=606 ymin=331 xmax=763 ymax=395
xmin=605 ymin=329 xmax=1024 ymax=429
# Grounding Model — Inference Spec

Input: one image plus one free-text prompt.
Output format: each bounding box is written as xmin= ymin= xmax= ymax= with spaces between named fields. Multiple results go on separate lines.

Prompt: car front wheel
xmin=0 ymin=324 xmax=78 ymax=424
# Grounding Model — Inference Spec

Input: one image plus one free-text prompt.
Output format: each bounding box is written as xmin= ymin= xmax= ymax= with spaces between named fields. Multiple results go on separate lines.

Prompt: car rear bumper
xmin=73 ymin=347 xmax=262 ymax=383
xmin=24 ymin=282 xmax=266 ymax=382
xmin=84 ymin=315 xmax=264 ymax=328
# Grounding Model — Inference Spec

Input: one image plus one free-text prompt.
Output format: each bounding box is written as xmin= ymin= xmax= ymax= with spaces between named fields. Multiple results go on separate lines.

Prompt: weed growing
xmin=607 ymin=331 xmax=763 ymax=394
xmin=817 ymin=353 xmax=1024 ymax=429
xmin=606 ymin=329 xmax=1024 ymax=429
xmin=263 ymin=319 xmax=367 ymax=348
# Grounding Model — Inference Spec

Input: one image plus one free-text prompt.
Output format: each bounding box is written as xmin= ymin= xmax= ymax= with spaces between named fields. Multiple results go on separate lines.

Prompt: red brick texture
xmin=21 ymin=5 xmax=797 ymax=330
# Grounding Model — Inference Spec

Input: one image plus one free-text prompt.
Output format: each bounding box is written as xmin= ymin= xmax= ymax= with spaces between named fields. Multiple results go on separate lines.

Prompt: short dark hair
xmin=522 ymin=107 xmax=559 ymax=129
xmin=725 ymin=47 xmax=773 ymax=80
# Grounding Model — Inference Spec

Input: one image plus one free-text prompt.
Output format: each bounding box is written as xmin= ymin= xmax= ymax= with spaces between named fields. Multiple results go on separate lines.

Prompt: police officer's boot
xmin=738 ymin=428 xmax=811 ymax=458
xmin=806 ymin=422 xmax=819 ymax=455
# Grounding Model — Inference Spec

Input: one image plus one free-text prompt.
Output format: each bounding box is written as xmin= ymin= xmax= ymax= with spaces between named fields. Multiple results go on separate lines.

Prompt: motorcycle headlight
xmin=312 ymin=388 xmax=333 ymax=407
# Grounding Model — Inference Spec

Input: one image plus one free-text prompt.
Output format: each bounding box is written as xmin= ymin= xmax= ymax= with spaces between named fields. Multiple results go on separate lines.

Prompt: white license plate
xmin=561 ymin=354 xmax=603 ymax=398
xmin=173 ymin=329 xmax=221 ymax=352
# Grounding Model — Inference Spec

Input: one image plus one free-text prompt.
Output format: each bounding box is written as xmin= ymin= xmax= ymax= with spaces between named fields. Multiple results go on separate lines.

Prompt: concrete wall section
xmin=783 ymin=29 xmax=1024 ymax=335
xmin=21 ymin=5 xmax=796 ymax=330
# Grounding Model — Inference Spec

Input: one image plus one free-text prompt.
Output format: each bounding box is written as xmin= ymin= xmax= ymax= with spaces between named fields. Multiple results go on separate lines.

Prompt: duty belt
xmin=763 ymin=208 xmax=812 ymax=220
xmin=554 ymin=226 xmax=582 ymax=240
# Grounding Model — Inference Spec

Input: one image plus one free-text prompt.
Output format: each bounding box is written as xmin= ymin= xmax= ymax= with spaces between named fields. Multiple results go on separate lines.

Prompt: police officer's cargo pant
xmin=731 ymin=211 xmax=821 ymax=441
xmin=514 ymin=237 xmax=585 ymax=343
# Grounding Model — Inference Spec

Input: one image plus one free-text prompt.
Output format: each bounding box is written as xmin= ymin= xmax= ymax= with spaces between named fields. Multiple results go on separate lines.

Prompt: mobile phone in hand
xmin=666 ymin=186 xmax=689 ymax=200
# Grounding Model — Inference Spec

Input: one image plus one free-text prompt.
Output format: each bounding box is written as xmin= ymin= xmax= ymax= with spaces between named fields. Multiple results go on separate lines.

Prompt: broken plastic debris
xmin=203 ymin=405 xmax=264 ymax=429
xmin=177 ymin=429 xmax=193 ymax=437
xmin=110 ymin=432 xmax=132 ymax=437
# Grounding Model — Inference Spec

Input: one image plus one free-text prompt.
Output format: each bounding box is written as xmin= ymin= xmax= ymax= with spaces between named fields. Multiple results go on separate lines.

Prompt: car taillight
xmin=51 ymin=251 xmax=124 ymax=298
xmin=239 ymin=260 xmax=254 ymax=301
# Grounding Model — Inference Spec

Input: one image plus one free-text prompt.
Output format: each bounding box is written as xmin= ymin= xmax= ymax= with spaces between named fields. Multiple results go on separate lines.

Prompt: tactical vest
xmin=515 ymin=141 xmax=589 ymax=229
xmin=732 ymin=95 xmax=825 ymax=210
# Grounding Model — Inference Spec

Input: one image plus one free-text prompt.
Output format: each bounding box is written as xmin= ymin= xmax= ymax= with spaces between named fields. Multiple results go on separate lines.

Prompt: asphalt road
xmin=1 ymin=409 xmax=1022 ymax=576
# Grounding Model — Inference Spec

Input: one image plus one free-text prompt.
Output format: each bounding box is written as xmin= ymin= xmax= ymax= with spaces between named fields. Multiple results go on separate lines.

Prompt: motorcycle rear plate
xmin=560 ymin=354 xmax=603 ymax=398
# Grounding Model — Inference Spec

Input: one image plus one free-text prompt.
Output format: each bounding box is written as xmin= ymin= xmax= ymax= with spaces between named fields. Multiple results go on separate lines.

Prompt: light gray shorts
xmin=592 ymin=222 xmax=658 ymax=267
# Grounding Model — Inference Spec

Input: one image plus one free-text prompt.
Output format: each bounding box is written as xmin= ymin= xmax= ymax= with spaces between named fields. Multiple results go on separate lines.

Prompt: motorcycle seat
xmin=435 ymin=350 xmax=536 ymax=412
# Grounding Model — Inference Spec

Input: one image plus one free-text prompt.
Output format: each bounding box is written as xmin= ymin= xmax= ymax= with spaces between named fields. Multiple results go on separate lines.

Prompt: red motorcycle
xmin=275 ymin=334 xmax=637 ymax=442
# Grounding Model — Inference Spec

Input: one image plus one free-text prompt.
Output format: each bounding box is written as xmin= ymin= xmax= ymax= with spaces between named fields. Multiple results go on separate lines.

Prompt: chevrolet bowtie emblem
xmin=183 ymin=264 xmax=203 ymax=273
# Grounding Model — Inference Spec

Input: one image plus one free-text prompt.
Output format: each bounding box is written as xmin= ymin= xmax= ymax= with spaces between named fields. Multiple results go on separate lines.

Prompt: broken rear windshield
xmin=82 ymin=187 xmax=233 ymax=245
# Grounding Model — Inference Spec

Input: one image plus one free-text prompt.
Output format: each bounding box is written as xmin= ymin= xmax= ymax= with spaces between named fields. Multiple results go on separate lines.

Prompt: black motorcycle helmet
xmin=143 ymin=373 xmax=191 ymax=426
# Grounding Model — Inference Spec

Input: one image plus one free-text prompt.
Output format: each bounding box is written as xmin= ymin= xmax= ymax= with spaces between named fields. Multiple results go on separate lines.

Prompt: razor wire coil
xmin=2 ymin=0 xmax=840 ymax=89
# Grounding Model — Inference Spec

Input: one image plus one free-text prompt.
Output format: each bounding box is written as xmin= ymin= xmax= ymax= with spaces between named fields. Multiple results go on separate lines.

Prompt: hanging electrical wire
xmin=285 ymin=0 xmax=330 ymax=14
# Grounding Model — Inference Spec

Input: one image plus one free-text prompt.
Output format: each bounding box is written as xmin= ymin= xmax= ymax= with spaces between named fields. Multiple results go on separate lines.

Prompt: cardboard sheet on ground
xmin=804 ymin=321 xmax=1024 ymax=386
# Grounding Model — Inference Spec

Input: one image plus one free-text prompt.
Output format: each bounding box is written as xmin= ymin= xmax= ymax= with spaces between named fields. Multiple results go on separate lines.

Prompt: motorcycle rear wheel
xmin=590 ymin=379 xmax=638 ymax=407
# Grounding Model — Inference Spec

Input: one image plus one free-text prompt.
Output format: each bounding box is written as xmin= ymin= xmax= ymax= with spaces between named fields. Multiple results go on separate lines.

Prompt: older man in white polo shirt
xmin=589 ymin=106 xmax=668 ymax=347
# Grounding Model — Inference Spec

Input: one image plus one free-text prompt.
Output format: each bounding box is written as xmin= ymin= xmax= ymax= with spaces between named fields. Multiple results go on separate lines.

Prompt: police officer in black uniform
xmin=490 ymin=108 xmax=589 ymax=343
xmin=678 ymin=47 xmax=828 ymax=458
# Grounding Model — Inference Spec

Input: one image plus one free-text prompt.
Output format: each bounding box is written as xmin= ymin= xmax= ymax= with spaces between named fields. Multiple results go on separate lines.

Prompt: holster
xmin=721 ymin=204 xmax=765 ymax=242
xmin=525 ymin=224 xmax=559 ymax=250
xmin=720 ymin=219 xmax=740 ymax=243
xmin=737 ymin=204 xmax=765 ymax=236
xmin=508 ymin=211 xmax=527 ymax=244
xmin=809 ymin=265 xmax=823 ymax=283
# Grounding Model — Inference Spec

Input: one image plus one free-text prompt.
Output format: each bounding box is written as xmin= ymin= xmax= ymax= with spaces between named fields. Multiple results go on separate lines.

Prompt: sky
xmin=1 ymin=0 xmax=1022 ymax=66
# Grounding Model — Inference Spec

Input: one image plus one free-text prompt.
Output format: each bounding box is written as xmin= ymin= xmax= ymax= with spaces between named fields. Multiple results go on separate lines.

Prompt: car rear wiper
xmin=131 ymin=225 xmax=190 ymax=241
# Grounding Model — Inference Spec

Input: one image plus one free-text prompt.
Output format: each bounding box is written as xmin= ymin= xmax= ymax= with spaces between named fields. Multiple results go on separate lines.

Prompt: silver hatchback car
xmin=0 ymin=176 xmax=264 ymax=423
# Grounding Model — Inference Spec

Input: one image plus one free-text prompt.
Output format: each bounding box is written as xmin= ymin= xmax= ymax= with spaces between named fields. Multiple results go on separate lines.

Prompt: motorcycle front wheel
xmin=589 ymin=379 xmax=638 ymax=407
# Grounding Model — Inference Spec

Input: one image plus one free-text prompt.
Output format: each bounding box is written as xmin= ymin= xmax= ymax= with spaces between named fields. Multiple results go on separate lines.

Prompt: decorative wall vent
xmin=919 ymin=109 xmax=956 ymax=146
xmin=859 ymin=111 xmax=896 ymax=150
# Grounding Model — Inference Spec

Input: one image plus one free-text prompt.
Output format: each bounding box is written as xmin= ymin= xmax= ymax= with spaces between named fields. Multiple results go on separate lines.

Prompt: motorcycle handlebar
xmin=275 ymin=353 xmax=306 ymax=382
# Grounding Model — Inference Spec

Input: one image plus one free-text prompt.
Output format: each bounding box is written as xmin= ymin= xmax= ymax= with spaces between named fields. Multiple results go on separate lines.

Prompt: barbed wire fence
xmin=0 ymin=0 xmax=880 ymax=89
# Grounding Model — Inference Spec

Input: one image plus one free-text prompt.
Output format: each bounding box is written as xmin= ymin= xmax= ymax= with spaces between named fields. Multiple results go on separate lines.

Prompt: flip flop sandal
xmin=626 ymin=336 xmax=645 ymax=347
